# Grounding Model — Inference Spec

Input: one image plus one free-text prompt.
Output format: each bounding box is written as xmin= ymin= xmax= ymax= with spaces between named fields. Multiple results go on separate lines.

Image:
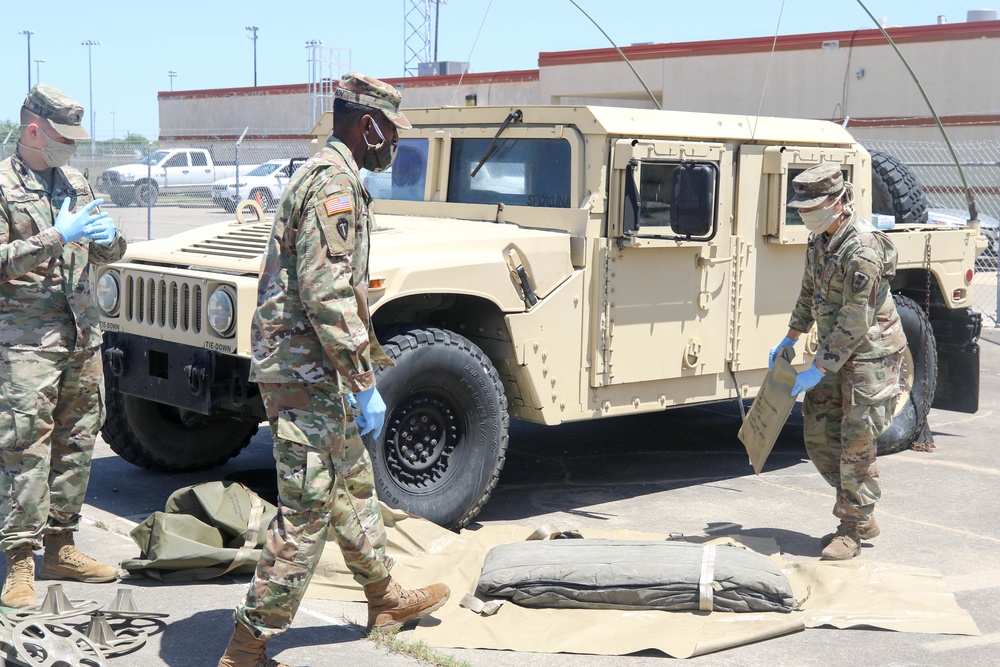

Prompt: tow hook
xmin=184 ymin=364 xmax=208 ymax=397
xmin=230 ymin=375 xmax=248 ymax=407
xmin=105 ymin=347 xmax=127 ymax=377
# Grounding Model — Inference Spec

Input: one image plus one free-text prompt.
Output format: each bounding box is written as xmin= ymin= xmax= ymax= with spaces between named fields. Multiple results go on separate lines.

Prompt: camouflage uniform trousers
xmin=0 ymin=347 xmax=105 ymax=552
xmin=237 ymin=381 xmax=391 ymax=639
xmin=801 ymin=351 xmax=903 ymax=523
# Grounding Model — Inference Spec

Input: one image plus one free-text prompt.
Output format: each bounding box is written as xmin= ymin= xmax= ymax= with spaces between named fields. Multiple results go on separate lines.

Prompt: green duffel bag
xmin=123 ymin=481 xmax=277 ymax=582
xmin=477 ymin=539 xmax=798 ymax=613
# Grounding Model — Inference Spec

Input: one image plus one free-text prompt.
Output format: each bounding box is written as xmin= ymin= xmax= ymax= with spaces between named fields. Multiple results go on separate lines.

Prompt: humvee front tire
xmin=875 ymin=294 xmax=938 ymax=455
xmin=102 ymin=374 xmax=258 ymax=471
xmin=369 ymin=327 xmax=508 ymax=530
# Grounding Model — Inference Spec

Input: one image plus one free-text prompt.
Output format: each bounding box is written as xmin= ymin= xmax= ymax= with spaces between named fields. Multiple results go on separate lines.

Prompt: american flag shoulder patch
xmin=323 ymin=194 xmax=353 ymax=216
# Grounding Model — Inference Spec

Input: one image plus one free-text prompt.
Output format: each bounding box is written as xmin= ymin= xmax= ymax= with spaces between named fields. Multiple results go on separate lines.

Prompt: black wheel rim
xmin=383 ymin=390 xmax=461 ymax=493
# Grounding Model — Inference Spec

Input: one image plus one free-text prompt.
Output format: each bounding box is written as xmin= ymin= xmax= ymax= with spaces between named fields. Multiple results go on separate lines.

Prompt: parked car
xmin=210 ymin=157 xmax=307 ymax=212
xmin=97 ymin=148 xmax=258 ymax=207
xmin=927 ymin=202 xmax=999 ymax=269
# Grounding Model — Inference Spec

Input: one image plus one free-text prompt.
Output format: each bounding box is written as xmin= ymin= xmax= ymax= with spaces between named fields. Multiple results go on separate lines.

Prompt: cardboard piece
xmin=306 ymin=506 xmax=980 ymax=658
xmin=738 ymin=347 xmax=799 ymax=474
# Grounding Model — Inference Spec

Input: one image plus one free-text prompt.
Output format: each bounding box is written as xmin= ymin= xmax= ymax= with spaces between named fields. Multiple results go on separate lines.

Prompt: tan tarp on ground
xmin=306 ymin=506 xmax=979 ymax=659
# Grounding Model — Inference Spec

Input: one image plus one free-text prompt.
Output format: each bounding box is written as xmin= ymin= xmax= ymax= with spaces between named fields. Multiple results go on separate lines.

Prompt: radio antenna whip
xmin=856 ymin=0 xmax=977 ymax=221
xmin=568 ymin=0 xmax=661 ymax=110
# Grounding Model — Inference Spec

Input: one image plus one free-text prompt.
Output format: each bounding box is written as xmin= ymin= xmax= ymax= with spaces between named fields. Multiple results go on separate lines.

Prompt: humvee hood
xmin=119 ymin=214 xmax=574 ymax=308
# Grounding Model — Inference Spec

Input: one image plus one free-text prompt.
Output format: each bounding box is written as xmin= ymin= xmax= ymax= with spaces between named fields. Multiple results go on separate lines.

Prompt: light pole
xmin=19 ymin=30 xmax=34 ymax=92
xmin=34 ymin=59 xmax=45 ymax=84
xmin=111 ymin=111 xmax=116 ymax=140
xmin=82 ymin=40 xmax=100 ymax=153
xmin=245 ymin=26 xmax=259 ymax=87
xmin=168 ymin=70 xmax=177 ymax=91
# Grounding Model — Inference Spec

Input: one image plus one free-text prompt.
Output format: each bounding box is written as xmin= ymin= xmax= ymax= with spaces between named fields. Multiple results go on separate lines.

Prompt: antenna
xmin=855 ymin=0 xmax=977 ymax=222
xmin=568 ymin=0 xmax=661 ymax=110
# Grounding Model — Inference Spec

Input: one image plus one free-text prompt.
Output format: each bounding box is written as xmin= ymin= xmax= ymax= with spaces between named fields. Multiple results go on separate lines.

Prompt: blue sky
xmin=0 ymin=0 xmax=973 ymax=141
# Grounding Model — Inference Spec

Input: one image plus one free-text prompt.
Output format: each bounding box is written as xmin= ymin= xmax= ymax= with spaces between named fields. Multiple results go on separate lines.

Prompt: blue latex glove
xmin=353 ymin=387 xmax=386 ymax=439
xmin=84 ymin=215 xmax=117 ymax=245
xmin=768 ymin=336 xmax=797 ymax=370
xmin=53 ymin=198 xmax=107 ymax=244
xmin=791 ymin=364 xmax=825 ymax=396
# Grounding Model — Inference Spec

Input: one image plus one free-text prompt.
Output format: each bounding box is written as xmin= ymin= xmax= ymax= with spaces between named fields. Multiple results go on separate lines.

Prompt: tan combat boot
xmin=217 ymin=622 xmax=291 ymax=667
xmin=40 ymin=531 xmax=118 ymax=583
xmin=364 ymin=576 xmax=451 ymax=631
xmin=1 ymin=544 xmax=37 ymax=608
xmin=821 ymin=524 xmax=862 ymax=560
xmin=820 ymin=516 xmax=879 ymax=548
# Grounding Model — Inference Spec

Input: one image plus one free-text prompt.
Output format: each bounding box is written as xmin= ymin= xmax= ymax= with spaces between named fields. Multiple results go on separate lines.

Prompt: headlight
xmin=97 ymin=272 xmax=120 ymax=315
xmin=207 ymin=288 xmax=236 ymax=336
xmin=120 ymin=173 xmax=135 ymax=182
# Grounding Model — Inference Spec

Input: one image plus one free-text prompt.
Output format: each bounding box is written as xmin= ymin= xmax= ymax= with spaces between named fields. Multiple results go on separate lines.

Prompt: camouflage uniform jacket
xmin=0 ymin=152 xmax=127 ymax=351
xmin=789 ymin=213 xmax=905 ymax=373
xmin=250 ymin=137 xmax=391 ymax=392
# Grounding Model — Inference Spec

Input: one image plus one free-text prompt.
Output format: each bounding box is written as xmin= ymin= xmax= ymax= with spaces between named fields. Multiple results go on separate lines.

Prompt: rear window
xmin=447 ymin=137 xmax=571 ymax=208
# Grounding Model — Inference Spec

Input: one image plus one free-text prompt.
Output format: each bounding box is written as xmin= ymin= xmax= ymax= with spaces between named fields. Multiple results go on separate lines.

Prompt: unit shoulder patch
xmin=852 ymin=271 xmax=870 ymax=293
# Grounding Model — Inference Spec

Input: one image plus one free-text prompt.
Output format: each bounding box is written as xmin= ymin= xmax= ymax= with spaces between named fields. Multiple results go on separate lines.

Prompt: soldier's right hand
xmin=54 ymin=198 xmax=108 ymax=244
xmin=354 ymin=387 xmax=387 ymax=440
xmin=768 ymin=336 xmax=797 ymax=370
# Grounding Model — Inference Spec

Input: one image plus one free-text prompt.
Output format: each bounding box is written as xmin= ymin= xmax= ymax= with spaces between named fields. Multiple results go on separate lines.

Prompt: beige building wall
xmin=158 ymin=19 xmax=1000 ymax=144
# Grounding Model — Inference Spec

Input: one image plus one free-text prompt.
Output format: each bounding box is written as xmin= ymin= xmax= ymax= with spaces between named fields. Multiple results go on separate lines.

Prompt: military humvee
xmin=96 ymin=105 xmax=983 ymax=529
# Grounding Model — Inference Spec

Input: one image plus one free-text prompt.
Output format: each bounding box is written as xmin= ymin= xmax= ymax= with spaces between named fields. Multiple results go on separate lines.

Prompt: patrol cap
xmin=787 ymin=163 xmax=845 ymax=209
xmin=335 ymin=72 xmax=411 ymax=130
xmin=22 ymin=83 xmax=89 ymax=141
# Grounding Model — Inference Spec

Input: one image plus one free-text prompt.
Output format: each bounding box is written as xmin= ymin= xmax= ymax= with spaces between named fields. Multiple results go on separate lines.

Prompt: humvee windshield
xmin=449 ymin=138 xmax=571 ymax=208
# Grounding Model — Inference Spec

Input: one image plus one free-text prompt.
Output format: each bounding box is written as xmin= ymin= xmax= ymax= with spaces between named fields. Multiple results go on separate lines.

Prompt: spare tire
xmin=876 ymin=294 xmax=938 ymax=455
xmin=869 ymin=148 xmax=928 ymax=226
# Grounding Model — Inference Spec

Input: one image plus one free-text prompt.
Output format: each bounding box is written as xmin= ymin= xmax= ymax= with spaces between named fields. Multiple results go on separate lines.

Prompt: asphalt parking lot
xmin=2 ymin=337 xmax=998 ymax=667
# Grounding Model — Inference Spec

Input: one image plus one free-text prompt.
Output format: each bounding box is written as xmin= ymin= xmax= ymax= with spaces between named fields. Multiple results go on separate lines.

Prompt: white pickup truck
xmin=97 ymin=148 xmax=256 ymax=207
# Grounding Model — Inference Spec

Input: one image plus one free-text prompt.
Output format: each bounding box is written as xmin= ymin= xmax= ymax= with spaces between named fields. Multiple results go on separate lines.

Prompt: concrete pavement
xmin=3 ymin=337 xmax=998 ymax=666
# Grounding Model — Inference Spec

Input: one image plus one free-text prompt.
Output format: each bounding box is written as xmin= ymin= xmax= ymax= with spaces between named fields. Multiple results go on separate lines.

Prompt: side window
xmin=190 ymin=152 xmax=208 ymax=167
xmin=637 ymin=163 xmax=677 ymax=227
xmin=164 ymin=152 xmax=188 ymax=168
xmin=447 ymin=137 xmax=571 ymax=208
xmin=624 ymin=160 xmax=718 ymax=240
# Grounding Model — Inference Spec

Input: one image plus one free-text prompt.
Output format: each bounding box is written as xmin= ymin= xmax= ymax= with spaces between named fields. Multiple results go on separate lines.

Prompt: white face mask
xmin=798 ymin=195 xmax=842 ymax=233
xmin=19 ymin=124 xmax=77 ymax=169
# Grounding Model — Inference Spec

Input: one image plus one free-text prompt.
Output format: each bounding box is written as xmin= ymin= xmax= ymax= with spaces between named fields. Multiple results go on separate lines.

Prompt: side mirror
xmin=670 ymin=163 xmax=715 ymax=238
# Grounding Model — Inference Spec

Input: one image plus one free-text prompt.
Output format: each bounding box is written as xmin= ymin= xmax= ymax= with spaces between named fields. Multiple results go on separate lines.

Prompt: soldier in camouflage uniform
xmin=218 ymin=73 xmax=449 ymax=667
xmin=768 ymin=163 xmax=905 ymax=561
xmin=0 ymin=84 xmax=126 ymax=608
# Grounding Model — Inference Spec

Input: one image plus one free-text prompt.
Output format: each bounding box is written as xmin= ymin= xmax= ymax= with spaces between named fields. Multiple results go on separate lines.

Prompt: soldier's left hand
xmin=791 ymin=364 xmax=825 ymax=396
xmin=354 ymin=386 xmax=387 ymax=439
xmin=84 ymin=216 xmax=118 ymax=245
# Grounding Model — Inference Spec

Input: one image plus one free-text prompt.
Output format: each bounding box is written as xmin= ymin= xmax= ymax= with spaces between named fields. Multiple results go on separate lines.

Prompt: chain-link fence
xmin=68 ymin=136 xmax=313 ymax=243
xmin=865 ymin=140 xmax=1000 ymax=342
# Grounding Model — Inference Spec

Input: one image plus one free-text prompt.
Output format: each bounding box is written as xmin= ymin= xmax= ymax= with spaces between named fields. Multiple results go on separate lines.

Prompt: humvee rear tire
xmin=369 ymin=327 xmax=508 ymax=530
xmin=102 ymin=373 xmax=258 ymax=471
xmin=875 ymin=294 xmax=938 ymax=455
xmin=869 ymin=149 xmax=928 ymax=226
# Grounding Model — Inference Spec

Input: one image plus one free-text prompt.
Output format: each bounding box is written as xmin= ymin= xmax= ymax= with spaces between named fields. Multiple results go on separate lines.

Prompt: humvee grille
xmin=178 ymin=223 xmax=271 ymax=259
xmin=125 ymin=273 xmax=203 ymax=333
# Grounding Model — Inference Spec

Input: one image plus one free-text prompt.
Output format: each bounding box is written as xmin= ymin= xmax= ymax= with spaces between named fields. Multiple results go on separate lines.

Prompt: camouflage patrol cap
xmin=335 ymin=72 xmax=411 ymax=130
xmin=22 ymin=83 xmax=89 ymax=141
xmin=787 ymin=163 xmax=845 ymax=209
